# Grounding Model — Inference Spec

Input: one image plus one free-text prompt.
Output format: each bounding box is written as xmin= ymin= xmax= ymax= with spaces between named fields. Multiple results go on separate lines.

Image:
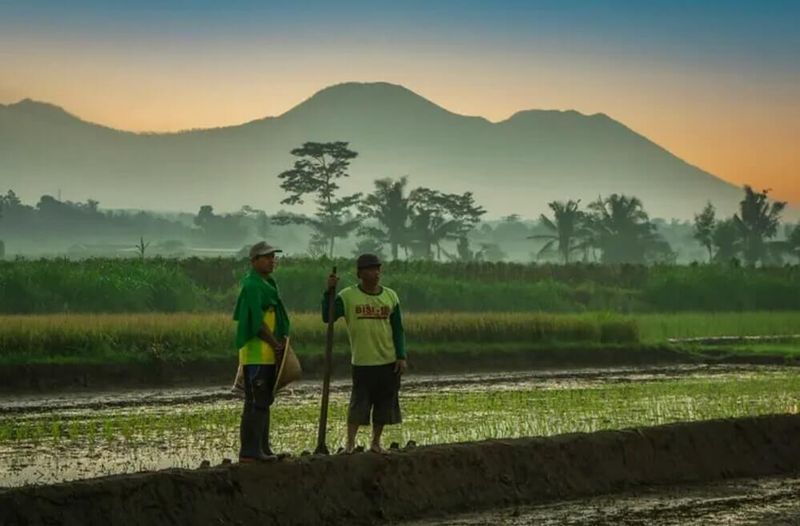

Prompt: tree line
xmin=526 ymin=186 xmax=799 ymax=266
xmin=692 ymin=187 xmax=799 ymax=266
xmin=273 ymin=141 xmax=799 ymax=266
xmin=1 ymin=141 xmax=798 ymax=264
xmin=274 ymin=142 xmax=486 ymax=261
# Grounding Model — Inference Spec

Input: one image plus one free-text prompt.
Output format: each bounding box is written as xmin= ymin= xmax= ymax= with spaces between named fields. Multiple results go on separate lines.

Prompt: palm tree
xmin=404 ymin=188 xmax=485 ymax=261
xmin=407 ymin=207 xmax=459 ymax=260
xmin=359 ymin=177 xmax=411 ymax=260
xmin=529 ymin=200 xmax=588 ymax=263
xmin=733 ymin=186 xmax=787 ymax=266
xmin=404 ymin=188 xmax=453 ymax=260
xmin=587 ymin=194 xmax=666 ymax=264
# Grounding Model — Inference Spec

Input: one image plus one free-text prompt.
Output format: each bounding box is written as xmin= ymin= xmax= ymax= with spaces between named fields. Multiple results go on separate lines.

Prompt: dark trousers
xmin=239 ymin=364 xmax=276 ymax=458
xmin=243 ymin=364 xmax=276 ymax=412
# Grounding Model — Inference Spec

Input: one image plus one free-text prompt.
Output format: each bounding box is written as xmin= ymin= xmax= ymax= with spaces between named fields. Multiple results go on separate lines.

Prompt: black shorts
xmin=348 ymin=363 xmax=402 ymax=426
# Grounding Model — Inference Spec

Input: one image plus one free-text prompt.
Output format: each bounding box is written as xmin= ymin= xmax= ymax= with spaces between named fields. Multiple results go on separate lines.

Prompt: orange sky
xmin=1 ymin=41 xmax=798 ymax=205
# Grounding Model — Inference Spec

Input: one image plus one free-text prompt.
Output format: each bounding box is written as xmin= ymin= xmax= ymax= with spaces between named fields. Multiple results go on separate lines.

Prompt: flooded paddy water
xmin=1 ymin=364 xmax=798 ymax=488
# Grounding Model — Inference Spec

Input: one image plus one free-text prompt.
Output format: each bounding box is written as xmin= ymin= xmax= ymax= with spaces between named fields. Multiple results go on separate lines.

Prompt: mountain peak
xmin=7 ymin=98 xmax=69 ymax=114
xmin=310 ymin=81 xmax=420 ymax=99
xmin=499 ymin=108 xmax=637 ymax=141
xmin=3 ymin=98 xmax=87 ymax=126
xmin=503 ymin=109 xmax=614 ymax=124
xmin=281 ymin=81 xmax=468 ymax=121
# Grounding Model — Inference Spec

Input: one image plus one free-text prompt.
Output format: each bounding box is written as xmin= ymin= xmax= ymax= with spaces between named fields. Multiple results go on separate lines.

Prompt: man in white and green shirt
xmin=322 ymin=253 xmax=407 ymax=453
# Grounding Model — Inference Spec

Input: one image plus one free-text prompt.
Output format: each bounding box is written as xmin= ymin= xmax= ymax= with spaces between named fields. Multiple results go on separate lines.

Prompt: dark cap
xmin=249 ymin=241 xmax=282 ymax=259
xmin=356 ymin=253 xmax=382 ymax=269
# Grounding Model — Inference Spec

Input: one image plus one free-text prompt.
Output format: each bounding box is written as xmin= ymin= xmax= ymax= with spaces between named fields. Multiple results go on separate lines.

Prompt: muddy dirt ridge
xmin=403 ymin=475 xmax=800 ymax=525
xmin=2 ymin=414 xmax=799 ymax=526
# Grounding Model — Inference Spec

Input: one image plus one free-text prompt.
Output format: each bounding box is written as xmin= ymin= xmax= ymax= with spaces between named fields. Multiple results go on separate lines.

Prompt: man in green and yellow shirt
xmin=322 ymin=253 xmax=407 ymax=453
xmin=233 ymin=241 xmax=290 ymax=462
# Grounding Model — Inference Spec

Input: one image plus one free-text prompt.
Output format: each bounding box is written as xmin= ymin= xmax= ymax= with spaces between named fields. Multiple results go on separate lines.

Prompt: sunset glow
xmin=1 ymin=1 xmax=798 ymax=203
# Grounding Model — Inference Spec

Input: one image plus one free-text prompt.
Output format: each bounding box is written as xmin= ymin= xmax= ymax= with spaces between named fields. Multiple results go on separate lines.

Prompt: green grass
xmin=680 ymin=342 xmax=800 ymax=362
xmin=637 ymin=312 xmax=800 ymax=343
xmin=3 ymin=258 xmax=800 ymax=313
xmin=0 ymin=312 xmax=639 ymax=365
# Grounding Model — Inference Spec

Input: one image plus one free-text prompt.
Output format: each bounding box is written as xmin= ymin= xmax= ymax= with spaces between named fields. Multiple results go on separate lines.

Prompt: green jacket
xmin=233 ymin=270 xmax=290 ymax=358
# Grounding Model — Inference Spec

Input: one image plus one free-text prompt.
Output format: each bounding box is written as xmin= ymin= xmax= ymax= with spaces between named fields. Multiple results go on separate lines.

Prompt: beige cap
xmin=249 ymin=241 xmax=282 ymax=259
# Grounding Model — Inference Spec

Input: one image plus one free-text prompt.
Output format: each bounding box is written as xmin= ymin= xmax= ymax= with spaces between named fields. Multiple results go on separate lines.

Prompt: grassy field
xmin=1 ymin=311 xmax=800 ymax=366
xmin=0 ymin=312 xmax=637 ymax=365
xmin=636 ymin=312 xmax=800 ymax=342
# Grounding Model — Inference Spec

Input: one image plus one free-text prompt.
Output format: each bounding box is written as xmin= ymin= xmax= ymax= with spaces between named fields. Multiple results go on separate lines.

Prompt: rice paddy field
xmin=1 ymin=364 xmax=798 ymax=487
xmin=2 ymin=308 xmax=799 ymax=491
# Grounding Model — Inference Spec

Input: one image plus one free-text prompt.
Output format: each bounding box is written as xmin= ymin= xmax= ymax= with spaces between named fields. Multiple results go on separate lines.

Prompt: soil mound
xmin=2 ymin=414 xmax=799 ymax=526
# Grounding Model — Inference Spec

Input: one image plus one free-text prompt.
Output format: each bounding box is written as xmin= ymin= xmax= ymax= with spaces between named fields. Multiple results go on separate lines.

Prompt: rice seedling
xmin=1 ymin=367 xmax=796 ymax=486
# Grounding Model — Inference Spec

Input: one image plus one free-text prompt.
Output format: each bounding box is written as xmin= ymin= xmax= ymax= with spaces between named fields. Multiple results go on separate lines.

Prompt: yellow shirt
xmin=238 ymin=307 xmax=277 ymax=365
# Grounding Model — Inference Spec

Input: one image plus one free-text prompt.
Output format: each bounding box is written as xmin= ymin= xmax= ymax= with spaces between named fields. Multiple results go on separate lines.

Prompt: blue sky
xmin=1 ymin=0 xmax=798 ymax=201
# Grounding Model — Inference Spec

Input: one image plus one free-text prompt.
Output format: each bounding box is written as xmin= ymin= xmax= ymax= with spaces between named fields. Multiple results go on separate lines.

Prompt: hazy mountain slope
xmin=0 ymin=82 xmax=745 ymax=218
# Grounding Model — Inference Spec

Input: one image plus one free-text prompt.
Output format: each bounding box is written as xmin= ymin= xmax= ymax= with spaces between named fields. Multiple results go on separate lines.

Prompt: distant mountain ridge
xmin=0 ymin=82 xmax=750 ymax=218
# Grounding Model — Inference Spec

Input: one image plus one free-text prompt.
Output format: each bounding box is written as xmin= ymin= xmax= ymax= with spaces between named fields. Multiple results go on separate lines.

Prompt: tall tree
xmin=359 ymin=177 xmax=411 ymax=260
xmin=446 ymin=191 xmax=487 ymax=261
xmin=692 ymin=202 xmax=716 ymax=262
xmin=446 ymin=192 xmax=486 ymax=236
xmin=407 ymin=188 xmax=453 ymax=260
xmin=0 ymin=196 xmax=4 ymax=259
xmin=787 ymin=224 xmax=800 ymax=260
xmin=733 ymin=185 xmax=787 ymax=266
xmin=193 ymin=205 xmax=248 ymax=246
xmin=276 ymin=142 xmax=361 ymax=258
xmin=529 ymin=200 xmax=587 ymax=263
xmin=454 ymin=237 xmax=506 ymax=262
xmin=406 ymin=188 xmax=485 ymax=260
xmin=240 ymin=205 xmax=270 ymax=239
xmin=587 ymin=194 xmax=669 ymax=264
xmin=712 ymin=218 xmax=740 ymax=263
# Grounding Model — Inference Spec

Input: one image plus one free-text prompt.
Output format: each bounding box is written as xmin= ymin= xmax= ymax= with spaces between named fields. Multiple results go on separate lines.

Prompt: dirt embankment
xmin=403 ymin=475 xmax=800 ymax=525
xmin=3 ymin=345 xmax=792 ymax=394
xmin=2 ymin=414 xmax=799 ymax=526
